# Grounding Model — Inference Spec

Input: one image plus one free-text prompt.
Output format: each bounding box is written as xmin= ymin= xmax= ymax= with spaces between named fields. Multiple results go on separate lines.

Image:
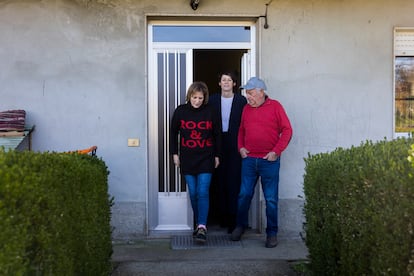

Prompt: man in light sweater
xmin=230 ymin=77 xmax=293 ymax=248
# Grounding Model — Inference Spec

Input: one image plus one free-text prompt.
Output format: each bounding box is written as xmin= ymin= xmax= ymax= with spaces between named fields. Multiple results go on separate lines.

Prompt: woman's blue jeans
xmin=236 ymin=157 xmax=280 ymax=236
xmin=184 ymin=173 xmax=212 ymax=226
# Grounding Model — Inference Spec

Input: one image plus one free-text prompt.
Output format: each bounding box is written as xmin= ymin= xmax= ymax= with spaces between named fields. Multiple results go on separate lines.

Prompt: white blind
xmin=395 ymin=29 xmax=414 ymax=56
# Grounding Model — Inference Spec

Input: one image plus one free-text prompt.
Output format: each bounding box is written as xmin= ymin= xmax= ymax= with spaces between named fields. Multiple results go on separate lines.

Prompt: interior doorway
xmin=194 ymin=49 xmax=246 ymax=96
xmin=193 ymin=49 xmax=247 ymax=227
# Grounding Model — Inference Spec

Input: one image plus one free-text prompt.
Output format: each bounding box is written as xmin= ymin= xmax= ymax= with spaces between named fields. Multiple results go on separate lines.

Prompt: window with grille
xmin=394 ymin=28 xmax=414 ymax=133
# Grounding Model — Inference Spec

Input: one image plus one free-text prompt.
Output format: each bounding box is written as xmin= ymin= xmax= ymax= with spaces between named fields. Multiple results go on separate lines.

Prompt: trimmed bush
xmin=0 ymin=149 xmax=113 ymax=275
xmin=304 ymin=138 xmax=414 ymax=275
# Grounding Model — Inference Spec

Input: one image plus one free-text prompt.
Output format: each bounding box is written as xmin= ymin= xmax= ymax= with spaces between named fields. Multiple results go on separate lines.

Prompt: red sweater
xmin=238 ymin=97 xmax=292 ymax=157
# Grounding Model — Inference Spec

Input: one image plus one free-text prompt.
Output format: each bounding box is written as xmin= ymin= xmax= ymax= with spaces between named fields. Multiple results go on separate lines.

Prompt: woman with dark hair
xmin=209 ymin=72 xmax=247 ymax=233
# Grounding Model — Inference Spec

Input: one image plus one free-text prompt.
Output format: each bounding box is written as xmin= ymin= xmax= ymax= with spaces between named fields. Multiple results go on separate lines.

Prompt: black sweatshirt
xmin=170 ymin=103 xmax=222 ymax=175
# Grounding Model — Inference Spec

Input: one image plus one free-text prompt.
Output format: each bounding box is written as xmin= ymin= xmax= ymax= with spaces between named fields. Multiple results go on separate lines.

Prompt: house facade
xmin=1 ymin=0 xmax=413 ymax=240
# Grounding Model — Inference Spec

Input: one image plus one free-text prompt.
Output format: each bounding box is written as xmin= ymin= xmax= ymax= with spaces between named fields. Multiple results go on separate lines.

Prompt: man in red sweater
xmin=230 ymin=77 xmax=293 ymax=248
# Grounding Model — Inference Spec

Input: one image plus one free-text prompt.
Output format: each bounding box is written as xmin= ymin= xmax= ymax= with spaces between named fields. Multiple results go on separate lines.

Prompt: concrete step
xmin=111 ymin=235 xmax=308 ymax=275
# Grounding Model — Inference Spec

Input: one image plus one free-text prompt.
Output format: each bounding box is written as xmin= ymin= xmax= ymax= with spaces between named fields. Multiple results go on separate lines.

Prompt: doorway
xmin=194 ymin=49 xmax=246 ymax=96
xmin=147 ymin=21 xmax=258 ymax=235
xmin=193 ymin=49 xmax=246 ymax=226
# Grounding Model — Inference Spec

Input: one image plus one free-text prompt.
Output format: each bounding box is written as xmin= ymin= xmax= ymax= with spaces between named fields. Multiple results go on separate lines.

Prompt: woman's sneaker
xmin=195 ymin=227 xmax=207 ymax=244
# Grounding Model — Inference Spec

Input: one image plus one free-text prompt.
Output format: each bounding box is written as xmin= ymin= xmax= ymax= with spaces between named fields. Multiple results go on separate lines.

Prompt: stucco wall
xmin=1 ymin=0 xmax=412 ymax=239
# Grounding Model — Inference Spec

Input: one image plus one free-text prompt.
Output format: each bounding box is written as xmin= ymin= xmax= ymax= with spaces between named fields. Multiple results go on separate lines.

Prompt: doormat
xmin=171 ymin=235 xmax=242 ymax=250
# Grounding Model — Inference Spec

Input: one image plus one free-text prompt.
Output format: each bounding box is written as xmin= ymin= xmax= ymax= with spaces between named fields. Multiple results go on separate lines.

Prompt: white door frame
xmin=147 ymin=19 xmax=257 ymax=235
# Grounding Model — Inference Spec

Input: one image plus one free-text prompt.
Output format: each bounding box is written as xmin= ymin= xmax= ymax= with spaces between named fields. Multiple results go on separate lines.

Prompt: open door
xmin=241 ymin=51 xmax=251 ymax=92
xmin=240 ymin=50 xmax=261 ymax=231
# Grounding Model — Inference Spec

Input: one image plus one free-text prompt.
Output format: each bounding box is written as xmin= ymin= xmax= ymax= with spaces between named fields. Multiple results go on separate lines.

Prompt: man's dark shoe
xmin=195 ymin=227 xmax=207 ymax=244
xmin=265 ymin=235 xmax=278 ymax=248
xmin=230 ymin=227 xmax=244 ymax=241
xmin=227 ymin=225 xmax=236 ymax=234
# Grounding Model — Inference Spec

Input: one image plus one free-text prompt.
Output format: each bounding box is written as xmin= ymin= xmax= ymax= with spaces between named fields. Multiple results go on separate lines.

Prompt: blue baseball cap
xmin=240 ymin=77 xmax=267 ymax=90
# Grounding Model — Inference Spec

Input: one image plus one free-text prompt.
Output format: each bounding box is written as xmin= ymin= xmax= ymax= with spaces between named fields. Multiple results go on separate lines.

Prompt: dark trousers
xmin=215 ymin=133 xmax=242 ymax=229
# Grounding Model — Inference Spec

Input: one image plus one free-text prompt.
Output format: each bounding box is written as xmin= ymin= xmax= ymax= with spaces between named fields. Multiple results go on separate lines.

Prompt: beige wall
xmin=1 ymin=0 xmax=413 ymax=238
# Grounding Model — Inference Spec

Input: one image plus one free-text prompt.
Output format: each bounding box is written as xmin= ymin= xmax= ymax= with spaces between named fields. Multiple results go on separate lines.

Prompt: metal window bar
xmin=159 ymin=50 xmax=187 ymax=194
xmin=173 ymin=51 xmax=179 ymax=194
xmin=174 ymin=51 xmax=183 ymax=194
xmin=163 ymin=51 xmax=169 ymax=194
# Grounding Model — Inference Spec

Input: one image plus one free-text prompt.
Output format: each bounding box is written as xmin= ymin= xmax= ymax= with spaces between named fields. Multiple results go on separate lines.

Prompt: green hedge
xmin=0 ymin=149 xmax=113 ymax=275
xmin=303 ymin=138 xmax=414 ymax=275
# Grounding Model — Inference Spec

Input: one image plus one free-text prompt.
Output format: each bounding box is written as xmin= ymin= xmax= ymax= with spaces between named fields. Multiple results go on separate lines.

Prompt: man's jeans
xmin=184 ymin=173 xmax=212 ymax=226
xmin=236 ymin=157 xmax=280 ymax=236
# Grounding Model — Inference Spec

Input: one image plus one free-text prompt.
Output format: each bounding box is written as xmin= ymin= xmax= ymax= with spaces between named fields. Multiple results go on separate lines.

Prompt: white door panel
xmin=152 ymin=49 xmax=193 ymax=232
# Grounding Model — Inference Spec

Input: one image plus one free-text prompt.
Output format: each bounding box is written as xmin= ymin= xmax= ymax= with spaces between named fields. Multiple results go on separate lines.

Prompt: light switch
xmin=128 ymin=138 xmax=140 ymax=147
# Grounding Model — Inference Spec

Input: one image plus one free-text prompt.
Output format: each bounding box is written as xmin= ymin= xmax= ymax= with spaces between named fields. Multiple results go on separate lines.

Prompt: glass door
xmin=148 ymin=48 xmax=194 ymax=232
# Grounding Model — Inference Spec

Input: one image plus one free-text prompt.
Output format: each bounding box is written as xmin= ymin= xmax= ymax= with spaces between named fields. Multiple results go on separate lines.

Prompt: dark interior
xmin=193 ymin=49 xmax=247 ymax=226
